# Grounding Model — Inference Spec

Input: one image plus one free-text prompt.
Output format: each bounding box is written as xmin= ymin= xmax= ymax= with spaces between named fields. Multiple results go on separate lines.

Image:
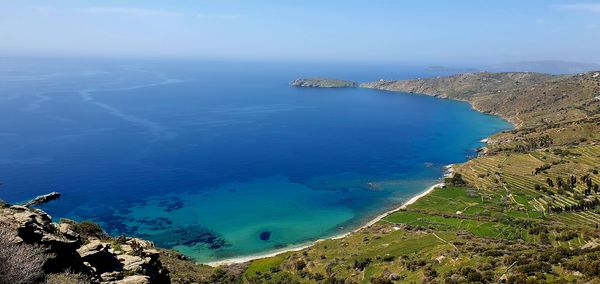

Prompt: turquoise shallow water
xmin=0 ymin=59 xmax=512 ymax=262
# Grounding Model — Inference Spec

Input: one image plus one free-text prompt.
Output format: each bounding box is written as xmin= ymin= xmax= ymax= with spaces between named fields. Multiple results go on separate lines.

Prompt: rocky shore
xmin=0 ymin=200 xmax=170 ymax=283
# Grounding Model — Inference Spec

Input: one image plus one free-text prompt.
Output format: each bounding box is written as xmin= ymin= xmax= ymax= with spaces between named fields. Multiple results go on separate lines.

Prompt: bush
xmin=460 ymin=267 xmax=483 ymax=283
xmin=447 ymin=173 xmax=467 ymax=187
xmin=45 ymin=271 xmax=91 ymax=284
xmin=353 ymin=257 xmax=372 ymax=271
xmin=294 ymin=260 xmax=306 ymax=271
xmin=556 ymin=231 xmax=578 ymax=242
xmin=0 ymin=226 xmax=50 ymax=284
xmin=62 ymin=219 xmax=107 ymax=240
xmin=370 ymin=275 xmax=393 ymax=284
xmin=209 ymin=268 xmax=237 ymax=283
xmin=382 ymin=255 xmax=395 ymax=262
xmin=516 ymin=262 xmax=552 ymax=276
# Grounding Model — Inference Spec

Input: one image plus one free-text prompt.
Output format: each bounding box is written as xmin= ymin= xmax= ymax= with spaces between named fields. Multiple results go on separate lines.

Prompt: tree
xmin=294 ymin=260 xmax=306 ymax=271
xmin=448 ymin=173 xmax=467 ymax=187
xmin=556 ymin=177 xmax=564 ymax=188
xmin=546 ymin=178 xmax=554 ymax=187
xmin=354 ymin=258 xmax=372 ymax=271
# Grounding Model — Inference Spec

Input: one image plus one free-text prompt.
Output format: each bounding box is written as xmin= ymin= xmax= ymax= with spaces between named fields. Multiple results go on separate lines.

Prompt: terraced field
xmin=456 ymin=145 xmax=600 ymax=228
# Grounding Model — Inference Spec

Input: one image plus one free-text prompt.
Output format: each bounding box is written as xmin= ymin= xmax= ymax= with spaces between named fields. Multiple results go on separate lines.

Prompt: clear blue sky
xmin=1 ymin=0 xmax=600 ymax=64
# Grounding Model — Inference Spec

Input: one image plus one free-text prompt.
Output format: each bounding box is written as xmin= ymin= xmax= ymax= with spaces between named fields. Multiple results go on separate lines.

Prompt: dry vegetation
xmin=0 ymin=226 xmax=50 ymax=284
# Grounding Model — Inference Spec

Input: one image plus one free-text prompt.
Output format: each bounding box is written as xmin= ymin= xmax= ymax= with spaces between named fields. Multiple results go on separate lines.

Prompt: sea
xmin=0 ymin=57 xmax=511 ymax=262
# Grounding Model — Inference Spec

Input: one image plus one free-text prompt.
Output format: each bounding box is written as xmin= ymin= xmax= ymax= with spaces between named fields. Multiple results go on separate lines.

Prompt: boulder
xmin=58 ymin=222 xmax=80 ymax=240
xmin=77 ymin=240 xmax=110 ymax=258
xmin=77 ymin=241 xmax=122 ymax=273
xmin=116 ymin=275 xmax=151 ymax=284
xmin=388 ymin=273 xmax=402 ymax=281
xmin=118 ymin=254 xmax=145 ymax=272
xmin=101 ymin=271 xmax=123 ymax=282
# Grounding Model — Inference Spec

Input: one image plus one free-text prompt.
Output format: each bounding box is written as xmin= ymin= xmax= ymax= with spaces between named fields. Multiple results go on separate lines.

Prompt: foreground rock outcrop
xmin=0 ymin=202 xmax=170 ymax=283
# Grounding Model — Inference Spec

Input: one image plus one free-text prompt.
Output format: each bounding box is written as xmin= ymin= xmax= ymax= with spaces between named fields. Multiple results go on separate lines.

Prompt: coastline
xmin=205 ymin=182 xmax=445 ymax=267
xmin=206 ymin=83 xmax=515 ymax=267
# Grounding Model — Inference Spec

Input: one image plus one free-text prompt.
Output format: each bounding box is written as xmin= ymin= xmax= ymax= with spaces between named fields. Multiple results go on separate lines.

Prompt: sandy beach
xmin=206 ymin=182 xmax=445 ymax=267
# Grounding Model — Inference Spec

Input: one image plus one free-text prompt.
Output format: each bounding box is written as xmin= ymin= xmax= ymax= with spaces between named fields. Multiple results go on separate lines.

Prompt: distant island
xmin=290 ymin=78 xmax=358 ymax=88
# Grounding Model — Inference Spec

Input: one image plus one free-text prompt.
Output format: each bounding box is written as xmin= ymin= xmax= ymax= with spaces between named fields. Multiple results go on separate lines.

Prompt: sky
xmin=1 ymin=0 xmax=600 ymax=64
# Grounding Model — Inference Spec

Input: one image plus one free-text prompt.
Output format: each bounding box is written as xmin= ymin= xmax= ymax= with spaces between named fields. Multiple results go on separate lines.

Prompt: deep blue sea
xmin=0 ymin=58 xmax=511 ymax=262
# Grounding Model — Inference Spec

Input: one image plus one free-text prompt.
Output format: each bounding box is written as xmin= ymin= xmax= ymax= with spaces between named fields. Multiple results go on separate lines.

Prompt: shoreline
xmin=205 ymin=84 xmax=515 ymax=267
xmin=205 ymin=182 xmax=445 ymax=267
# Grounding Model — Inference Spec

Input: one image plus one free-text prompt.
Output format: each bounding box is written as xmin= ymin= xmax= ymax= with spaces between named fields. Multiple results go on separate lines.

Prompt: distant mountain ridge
xmin=482 ymin=60 xmax=600 ymax=74
xmin=426 ymin=60 xmax=600 ymax=75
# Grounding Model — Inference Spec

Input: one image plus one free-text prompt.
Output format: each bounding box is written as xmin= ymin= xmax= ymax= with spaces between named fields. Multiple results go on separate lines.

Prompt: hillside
xmin=361 ymin=71 xmax=600 ymax=127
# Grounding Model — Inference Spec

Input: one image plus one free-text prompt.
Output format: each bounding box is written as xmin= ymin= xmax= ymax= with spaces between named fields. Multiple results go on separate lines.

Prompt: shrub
xmin=460 ymin=267 xmax=483 ymax=283
xmin=63 ymin=220 xmax=107 ymax=240
xmin=353 ymin=257 xmax=372 ymax=271
xmin=294 ymin=260 xmax=306 ymax=271
xmin=447 ymin=173 xmax=467 ymax=187
xmin=382 ymin=255 xmax=395 ymax=262
xmin=313 ymin=273 xmax=324 ymax=281
xmin=44 ymin=271 xmax=91 ymax=284
xmin=0 ymin=226 xmax=50 ymax=284
xmin=209 ymin=267 xmax=236 ymax=283
xmin=556 ymin=231 xmax=578 ymax=241
xmin=516 ymin=262 xmax=552 ymax=276
xmin=370 ymin=275 xmax=393 ymax=284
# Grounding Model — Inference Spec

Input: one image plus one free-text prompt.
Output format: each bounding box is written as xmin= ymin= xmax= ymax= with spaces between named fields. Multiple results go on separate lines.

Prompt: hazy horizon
xmin=2 ymin=1 xmax=600 ymax=65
